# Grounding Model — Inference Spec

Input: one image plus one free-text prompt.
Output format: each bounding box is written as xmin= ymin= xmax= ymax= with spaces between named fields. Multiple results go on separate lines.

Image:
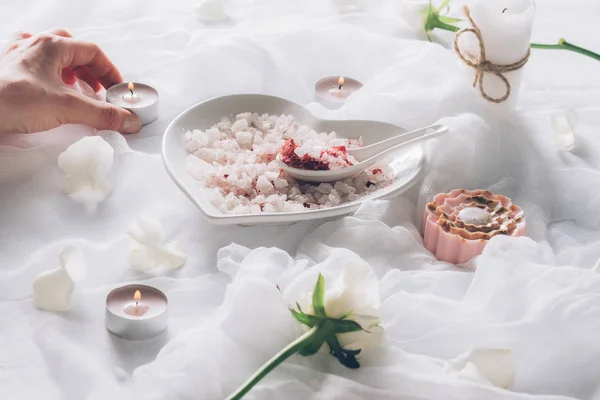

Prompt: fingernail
xmin=123 ymin=115 xmax=142 ymax=134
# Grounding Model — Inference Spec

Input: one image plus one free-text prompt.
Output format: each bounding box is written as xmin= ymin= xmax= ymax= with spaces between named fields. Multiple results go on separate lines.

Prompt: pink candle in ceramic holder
xmin=423 ymin=189 xmax=526 ymax=265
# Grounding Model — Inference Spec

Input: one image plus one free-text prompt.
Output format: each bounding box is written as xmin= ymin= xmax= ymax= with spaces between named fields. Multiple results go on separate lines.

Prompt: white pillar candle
xmin=457 ymin=0 xmax=535 ymax=107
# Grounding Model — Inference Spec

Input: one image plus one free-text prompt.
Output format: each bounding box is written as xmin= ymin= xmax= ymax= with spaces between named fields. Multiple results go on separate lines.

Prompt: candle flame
xmin=128 ymin=82 xmax=135 ymax=91
xmin=134 ymin=290 xmax=141 ymax=302
xmin=338 ymin=76 xmax=345 ymax=87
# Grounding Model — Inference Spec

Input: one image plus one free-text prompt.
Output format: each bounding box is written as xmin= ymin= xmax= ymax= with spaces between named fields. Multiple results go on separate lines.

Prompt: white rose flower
xmin=395 ymin=0 xmax=462 ymax=40
xmin=33 ymin=246 xmax=87 ymax=311
xmin=286 ymin=259 xmax=382 ymax=360
xmin=396 ymin=0 xmax=430 ymax=37
xmin=128 ymin=215 xmax=187 ymax=272
xmin=227 ymin=258 xmax=383 ymax=399
xmin=57 ymin=136 xmax=114 ymax=212
xmin=445 ymin=347 xmax=516 ymax=389
xmin=551 ymin=109 xmax=576 ymax=151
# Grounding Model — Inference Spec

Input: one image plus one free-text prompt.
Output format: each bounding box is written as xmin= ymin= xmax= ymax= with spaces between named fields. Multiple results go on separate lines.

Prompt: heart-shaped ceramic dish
xmin=162 ymin=94 xmax=424 ymax=225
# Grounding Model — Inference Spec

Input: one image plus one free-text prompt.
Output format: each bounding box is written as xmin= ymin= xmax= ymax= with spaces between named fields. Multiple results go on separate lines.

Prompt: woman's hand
xmin=0 ymin=29 xmax=141 ymax=134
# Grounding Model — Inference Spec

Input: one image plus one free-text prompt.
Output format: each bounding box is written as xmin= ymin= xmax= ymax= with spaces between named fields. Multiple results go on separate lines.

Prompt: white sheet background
xmin=1 ymin=0 xmax=600 ymax=399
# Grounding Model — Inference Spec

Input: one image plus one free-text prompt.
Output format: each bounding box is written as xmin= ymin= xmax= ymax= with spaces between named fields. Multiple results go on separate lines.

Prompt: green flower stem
xmin=432 ymin=22 xmax=459 ymax=33
xmin=432 ymin=18 xmax=461 ymax=33
xmin=226 ymin=322 xmax=334 ymax=400
xmin=531 ymin=39 xmax=600 ymax=62
xmin=433 ymin=24 xmax=600 ymax=63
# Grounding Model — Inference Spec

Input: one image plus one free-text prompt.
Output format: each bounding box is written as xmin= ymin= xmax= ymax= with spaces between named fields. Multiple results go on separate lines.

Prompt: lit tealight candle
xmin=106 ymin=81 xmax=159 ymax=126
xmin=122 ymin=82 xmax=141 ymax=104
xmin=123 ymin=289 xmax=150 ymax=317
xmin=105 ymin=284 xmax=168 ymax=340
xmin=314 ymin=75 xmax=363 ymax=109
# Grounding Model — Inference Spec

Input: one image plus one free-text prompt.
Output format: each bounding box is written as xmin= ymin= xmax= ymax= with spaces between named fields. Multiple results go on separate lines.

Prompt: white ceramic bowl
xmin=162 ymin=94 xmax=423 ymax=225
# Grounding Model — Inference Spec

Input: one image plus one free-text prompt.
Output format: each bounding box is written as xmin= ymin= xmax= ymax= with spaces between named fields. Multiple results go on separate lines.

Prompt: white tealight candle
xmin=106 ymin=82 xmax=159 ymax=126
xmin=314 ymin=76 xmax=363 ymax=109
xmin=122 ymin=82 xmax=140 ymax=104
xmin=105 ymin=284 xmax=168 ymax=340
xmin=458 ymin=0 xmax=535 ymax=107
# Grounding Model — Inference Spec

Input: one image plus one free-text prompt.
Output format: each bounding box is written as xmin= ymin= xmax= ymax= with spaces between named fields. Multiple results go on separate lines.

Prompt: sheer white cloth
xmin=1 ymin=0 xmax=600 ymax=399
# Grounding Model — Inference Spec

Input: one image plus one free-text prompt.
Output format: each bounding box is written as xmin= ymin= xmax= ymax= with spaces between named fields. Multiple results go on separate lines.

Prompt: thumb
xmin=59 ymin=93 xmax=142 ymax=133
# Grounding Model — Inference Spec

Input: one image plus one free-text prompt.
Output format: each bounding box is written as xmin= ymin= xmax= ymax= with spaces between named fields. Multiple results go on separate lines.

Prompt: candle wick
xmin=129 ymin=88 xmax=134 ymax=96
xmin=338 ymin=84 xmax=343 ymax=90
xmin=135 ymin=301 xmax=138 ymax=307
xmin=502 ymin=8 xmax=508 ymax=13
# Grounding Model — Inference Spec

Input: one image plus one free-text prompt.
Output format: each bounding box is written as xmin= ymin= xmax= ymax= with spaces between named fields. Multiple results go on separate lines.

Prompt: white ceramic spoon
xmin=277 ymin=124 xmax=448 ymax=183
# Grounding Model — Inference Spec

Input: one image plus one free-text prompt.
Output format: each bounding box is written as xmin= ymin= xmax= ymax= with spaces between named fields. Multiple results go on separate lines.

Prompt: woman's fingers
xmin=61 ymin=67 xmax=77 ymax=85
xmin=10 ymin=31 xmax=32 ymax=42
xmin=57 ymin=38 xmax=123 ymax=88
xmin=26 ymin=32 xmax=122 ymax=89
xmin=47 ymin=30 xmax=103 ymax=91
xmin=73 ymin=66 xmax=102 ymax=92
xmin=57 ymin=92 xmax=141 ymax=133
xmin=48 ymin=28 xmax=72 ymax=38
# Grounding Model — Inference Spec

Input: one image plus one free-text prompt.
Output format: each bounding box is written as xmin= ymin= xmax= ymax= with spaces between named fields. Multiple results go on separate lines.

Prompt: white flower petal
xmin=33 ymin=247 xmax=86 ymax=312
xmin=551 ymin=109 xmax=576 ymax=151
xmin=128 ymin=215 xmax=187 ymax=272
xmin=60 ymin=246 xmax=87 ymax=282
xmin=288 ymin=258 xmax=382 ymax=352
xmin=128 ymin=215 xmax=166 ymax=246
xmin=396 ymin=0 xmax=429 ymax=36
xmin=57 ymin=136 xmax=114 ymax=211
xmin=333 ymin=0 xmax=366 ymax=13
xmin=323 ymin=260 xmax=380 ymax=319
xmin=195 ymin=0 xmax=228 ymax=22
xmin=445 ymin=347 xmax=515 ymax=389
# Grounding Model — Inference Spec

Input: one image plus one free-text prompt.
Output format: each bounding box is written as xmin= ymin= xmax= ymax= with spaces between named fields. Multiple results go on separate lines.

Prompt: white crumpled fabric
xmin=2 ymin=0 xmax=600 ymax=399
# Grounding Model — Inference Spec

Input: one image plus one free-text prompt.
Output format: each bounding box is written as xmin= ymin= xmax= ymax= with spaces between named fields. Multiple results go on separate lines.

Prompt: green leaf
xmin=326 ymin=332 xmax=361 ymax=369
xmin=298 ymin=337 xmax=325 ymax=356
xmin=289 ymin=308 xmax=317 ymax=328
xmin=438 ymin=15 xmax=462 ymax=24
xmin=296 ymin=301 xmax=304 ymax=313
xmin=331 ymin=319 xmax=365 ymax=334
xmin=339 ymin=310 xmax=353 ymax=320
xmin=312 ymin=273 xmax=327 ymax=319
xmin=299 ymin=320 xmax=335 ymax=357
xmin=436 ymin=0 xmax=450 ymax=12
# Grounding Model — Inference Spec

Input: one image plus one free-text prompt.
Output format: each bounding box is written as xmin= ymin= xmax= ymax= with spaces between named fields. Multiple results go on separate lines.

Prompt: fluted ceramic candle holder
xmin=423 ymin=189 xmax=526 ymax=265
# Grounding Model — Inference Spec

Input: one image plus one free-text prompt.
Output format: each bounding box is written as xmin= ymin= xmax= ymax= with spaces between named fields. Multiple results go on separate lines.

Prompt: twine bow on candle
xmin=453 ymin=6 xmax=531 ymax=103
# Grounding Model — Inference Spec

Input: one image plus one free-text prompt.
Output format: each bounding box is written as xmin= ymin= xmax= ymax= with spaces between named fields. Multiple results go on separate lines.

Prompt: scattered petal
xmin=445 ymin=347 xmax=515 ymax=389
xmin=33 ymin=247 xmax=86 ymax=312
xmin=552 ymin=109 xmax=576 ymax=151
xmin=57 ymin=136 xmax=114 ymax=212
xmin=60 ymin=246 xmax=87 ymax=282
xmin=333 ymin=0 xmax=366 ymax=14
xmin=128 ymin=215 xmax=187 ymax=272
xmin=195 ymin=0 xmax=228 ymax=22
